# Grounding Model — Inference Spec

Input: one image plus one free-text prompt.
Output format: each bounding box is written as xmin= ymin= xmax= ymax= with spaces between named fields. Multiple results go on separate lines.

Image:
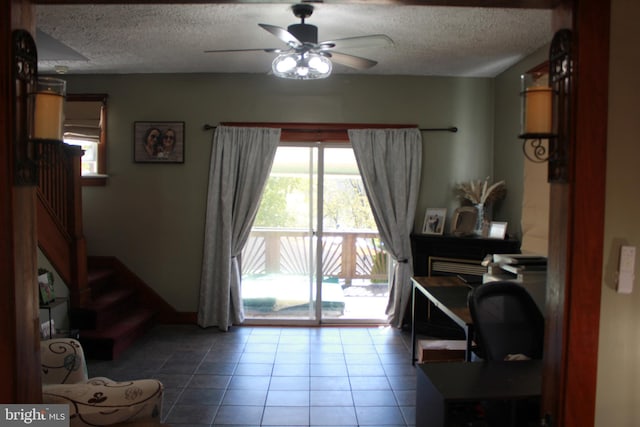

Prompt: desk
xmin=416 ymin=360 xmax=542 ymax=427
xmin=411 ymin=276 xmax=474 ymax=364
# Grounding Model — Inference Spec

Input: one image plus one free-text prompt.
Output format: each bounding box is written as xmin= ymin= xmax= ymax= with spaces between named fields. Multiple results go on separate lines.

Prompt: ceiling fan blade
xmin=258 ymin=23 xmax=301 ymax=47
xmin=204 ymin=48 xmax=282 ymax=53
xmin=318 ymin=34 xmax=394 ymax=51
xmin=327 ymin=51 xmax=378 ymax=70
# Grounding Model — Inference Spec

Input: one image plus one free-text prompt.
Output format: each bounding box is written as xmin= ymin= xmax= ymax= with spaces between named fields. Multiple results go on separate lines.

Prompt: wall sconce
xmin=519 ymin=29 xmax=573 ymax=183
xmin=13 ymin=29 xmax=38 ymax=185
xmin=34 ymin=77 xmax=66 ymax=140
xmin=13 ymin=30 xmax=66 ymax=186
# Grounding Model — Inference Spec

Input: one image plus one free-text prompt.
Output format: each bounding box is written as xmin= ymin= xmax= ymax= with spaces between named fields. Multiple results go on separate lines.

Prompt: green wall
xmin=62 ymin=47 xmax=554 ymax=315
xmin=64 ymin=73 xmax=504 ymax=311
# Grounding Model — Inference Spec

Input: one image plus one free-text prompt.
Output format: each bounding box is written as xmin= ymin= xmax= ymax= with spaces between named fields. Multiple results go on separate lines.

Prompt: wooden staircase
xmin=70 ymin=258 xmax=157 ymax=360
xmin=37 ymin=142 xmax=177 ymax=360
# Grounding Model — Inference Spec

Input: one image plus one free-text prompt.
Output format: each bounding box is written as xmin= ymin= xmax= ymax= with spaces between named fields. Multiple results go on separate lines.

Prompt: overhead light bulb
xmin=274 ymin=55 xmax=297 ymax=73
xmin=308 ymin=55 xmax=331 ymax=74
xmin=272 ymin=52 xmax=332 ymax=80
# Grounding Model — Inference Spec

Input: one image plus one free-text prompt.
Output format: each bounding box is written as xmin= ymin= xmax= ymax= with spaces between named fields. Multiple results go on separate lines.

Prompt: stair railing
xmin=37 ymin=142 xmax=90 ymax=308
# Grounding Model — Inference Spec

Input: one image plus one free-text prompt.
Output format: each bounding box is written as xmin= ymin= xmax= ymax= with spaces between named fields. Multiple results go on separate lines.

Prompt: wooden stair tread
xmin=87 ymin=267 xmax=115 ymax=283
xmin=73 ymin=260 xmax=162 ymax=360
xmin=80 ymin=307 xmax=156 ymax=340
xmin=79 ymin=306 xmax=157 ymax=360
xmin=91 ymin=287 xmax=137 ymax=310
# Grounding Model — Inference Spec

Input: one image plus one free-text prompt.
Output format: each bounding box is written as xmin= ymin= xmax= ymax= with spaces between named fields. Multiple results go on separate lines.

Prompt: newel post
xmin=65 ymin=145 xmax=90 ymax=307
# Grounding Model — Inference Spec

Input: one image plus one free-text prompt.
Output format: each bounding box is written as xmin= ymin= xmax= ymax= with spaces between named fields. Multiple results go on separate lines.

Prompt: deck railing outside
xmin=242 ymin=228 xmax=388 ymax=285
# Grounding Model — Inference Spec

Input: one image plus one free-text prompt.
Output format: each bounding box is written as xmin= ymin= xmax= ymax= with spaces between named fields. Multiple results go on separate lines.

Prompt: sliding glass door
xmin=319 ymin=147 xmax=389 ymax=323
xmin=241 ymin=143 xmax=388 ymax=324
xmin=241 ymin=146 xmax=317 ymax=321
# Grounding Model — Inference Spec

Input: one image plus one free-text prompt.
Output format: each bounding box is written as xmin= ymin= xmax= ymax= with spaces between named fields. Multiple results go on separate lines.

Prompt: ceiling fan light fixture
xmin=272 ymin=52 xmax=332 ymax=80
xmin=308 ymin=55 xmax=331 ymax=74
xmin=206 ymin=3 xmax=387 ymax=78
xmin=274 ymin=55 xmax=297 ymax=73
xmin=297 ymin=66 xmax=310 ymax=77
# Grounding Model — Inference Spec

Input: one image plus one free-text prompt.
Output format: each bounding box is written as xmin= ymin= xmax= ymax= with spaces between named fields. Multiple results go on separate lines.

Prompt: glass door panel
xmin=320 ymin=147 xmax=388 ymax=322
xmin=242 ymin=144 xmax=388 ymax=324
xmin=242 ymin=146 xmax=317 ymax=320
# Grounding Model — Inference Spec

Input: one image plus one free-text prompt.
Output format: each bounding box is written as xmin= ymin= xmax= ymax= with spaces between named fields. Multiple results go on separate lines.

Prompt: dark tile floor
xmin=87 ymin=324 xmax=417 ymax=427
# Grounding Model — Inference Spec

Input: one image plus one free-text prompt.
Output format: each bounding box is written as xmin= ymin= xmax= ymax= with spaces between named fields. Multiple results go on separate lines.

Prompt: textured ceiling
xmin=35 ymin=3 xmax=552 ymax=77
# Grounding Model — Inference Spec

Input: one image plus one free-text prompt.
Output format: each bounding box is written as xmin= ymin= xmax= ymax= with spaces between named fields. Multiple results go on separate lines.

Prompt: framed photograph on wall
xmin=134 ymin=121 xmax=185 ymax=163
xmin=422 ymin=208 xmax=447 ymax=235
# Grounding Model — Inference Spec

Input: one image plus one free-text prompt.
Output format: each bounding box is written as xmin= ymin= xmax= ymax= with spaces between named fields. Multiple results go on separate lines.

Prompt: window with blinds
xmin=63 ymin=94 xmax=107 ymax=182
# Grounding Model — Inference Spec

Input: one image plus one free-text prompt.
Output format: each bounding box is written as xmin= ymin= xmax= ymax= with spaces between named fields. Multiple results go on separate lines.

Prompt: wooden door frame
xmin=543 ymin=1 xmax=609 ymax=425
xmin=3 ymin=0 xmax=45 ymax=403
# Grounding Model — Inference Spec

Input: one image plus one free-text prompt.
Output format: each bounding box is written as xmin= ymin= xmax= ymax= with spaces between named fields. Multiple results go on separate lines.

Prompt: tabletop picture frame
xmin=451 ymin=206 xmax=479 ymax=236
xmin=488 ymin=221 xmax=508 ymax=239
xmin=422 ymin=208 xmax=447 ymax=235
xmin=134 ymin=121 xmax=185 ymax=163
xmin=38 ymin=270 xmax=55 ymax=305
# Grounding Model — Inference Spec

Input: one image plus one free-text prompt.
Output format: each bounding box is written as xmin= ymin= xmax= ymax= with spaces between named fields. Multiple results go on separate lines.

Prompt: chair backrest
xmin=41 ymin=338 xmax=89 ymax=385
xmin=468 ymin=281 xmax=544 ymax=361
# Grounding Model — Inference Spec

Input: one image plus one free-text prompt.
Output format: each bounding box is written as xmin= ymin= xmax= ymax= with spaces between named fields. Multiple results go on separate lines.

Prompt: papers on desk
xmin=485 ymin=253 xmax=547 ymax=315
xmin=492 ymin=253 xmax=547 ymax=265
xmin=492 ymin=254 xmax=547 ymax=275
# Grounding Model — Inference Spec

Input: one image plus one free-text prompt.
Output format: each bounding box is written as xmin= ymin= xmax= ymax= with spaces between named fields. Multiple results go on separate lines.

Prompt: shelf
xmin=39 ymin=297 xmax=67 ymax=309
xmin=39 ymin=297 xmax=69 ymax=339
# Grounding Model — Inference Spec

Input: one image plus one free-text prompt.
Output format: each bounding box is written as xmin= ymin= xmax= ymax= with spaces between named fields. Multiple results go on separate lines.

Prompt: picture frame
xmin=134 ymin=121 xmax=185 ymax=163
xmin=38 ymin=271 xmax=55 ymax=305
xmin=488 ymin=221 xmax=508 ymax=239
xmin=40 ymin=319 xmax=55 ymax=340
xmin=422 ymin=208 xmax=447 ymax=235
xmin=451 ymin=206 xmax=479 ymax=236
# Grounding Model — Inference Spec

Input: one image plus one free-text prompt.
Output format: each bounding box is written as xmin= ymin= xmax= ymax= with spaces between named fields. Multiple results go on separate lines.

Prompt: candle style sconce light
xmin=519 ymin=29 xmax=573 ymax=183
xmin=13 ymin=29 xmax=66 ymax=186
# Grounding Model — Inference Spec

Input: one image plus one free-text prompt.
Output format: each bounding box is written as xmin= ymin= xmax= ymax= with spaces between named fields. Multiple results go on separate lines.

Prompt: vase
xmin=474 ymin=204 xmax=486 ymax=236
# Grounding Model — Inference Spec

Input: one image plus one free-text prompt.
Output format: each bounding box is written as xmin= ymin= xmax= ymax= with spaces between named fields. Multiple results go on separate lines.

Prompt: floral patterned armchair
xmin=41 ymin=338 xmax=163 ymax=426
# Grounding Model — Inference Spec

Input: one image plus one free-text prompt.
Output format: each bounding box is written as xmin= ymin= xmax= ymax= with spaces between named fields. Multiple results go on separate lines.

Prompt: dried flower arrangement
xmin=456 ymin=177 xmax=506 ymax=205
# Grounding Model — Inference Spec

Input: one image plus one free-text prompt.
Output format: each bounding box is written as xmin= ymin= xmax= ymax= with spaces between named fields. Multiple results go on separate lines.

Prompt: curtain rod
xmin=203 ymin=124 xmax=457 ymax=133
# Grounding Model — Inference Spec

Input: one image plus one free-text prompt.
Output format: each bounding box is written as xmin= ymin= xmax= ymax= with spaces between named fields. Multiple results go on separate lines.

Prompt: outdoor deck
xmin=241 ymin=229 xmax=389 ymax=320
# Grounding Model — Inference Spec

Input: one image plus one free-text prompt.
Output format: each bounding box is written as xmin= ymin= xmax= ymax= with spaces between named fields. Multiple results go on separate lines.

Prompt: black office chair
xmin=468 ymin=281 xmax=544 ymax=361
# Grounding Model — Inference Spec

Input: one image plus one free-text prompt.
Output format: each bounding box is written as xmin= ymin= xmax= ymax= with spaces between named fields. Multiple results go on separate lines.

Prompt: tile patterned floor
xmin=87 ymin=325 xmax=417 ymax=427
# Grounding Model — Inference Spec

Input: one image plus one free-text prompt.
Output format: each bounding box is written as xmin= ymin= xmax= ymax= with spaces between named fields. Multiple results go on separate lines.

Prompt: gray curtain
xmin=198 ymin=126 xmax=280 ymax=330
xmin=348 ymin=128 xmax=422 ymax=329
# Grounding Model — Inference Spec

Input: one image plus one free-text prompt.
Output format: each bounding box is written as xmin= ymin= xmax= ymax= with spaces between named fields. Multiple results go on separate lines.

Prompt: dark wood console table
xmin=416 ymin=360 xmax=542 ymax=427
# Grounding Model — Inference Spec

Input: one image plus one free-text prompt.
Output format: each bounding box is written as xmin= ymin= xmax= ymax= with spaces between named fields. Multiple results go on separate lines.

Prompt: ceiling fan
xmin=204 ymin=3 xmax=394 ymax=79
